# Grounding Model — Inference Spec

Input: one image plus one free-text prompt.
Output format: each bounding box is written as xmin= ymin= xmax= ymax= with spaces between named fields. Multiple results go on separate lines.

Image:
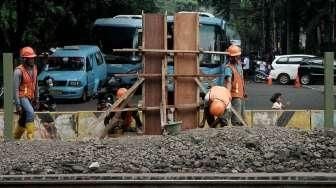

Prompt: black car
xmin=298 ymin=58 xmax=336 ymax=85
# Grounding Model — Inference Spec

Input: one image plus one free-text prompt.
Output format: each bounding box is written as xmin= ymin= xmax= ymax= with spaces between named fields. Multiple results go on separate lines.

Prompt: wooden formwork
xmin=173 ymin=13 xmax=199 ymax=130
xmin=142 ymin=14 xmax=167 ymax=134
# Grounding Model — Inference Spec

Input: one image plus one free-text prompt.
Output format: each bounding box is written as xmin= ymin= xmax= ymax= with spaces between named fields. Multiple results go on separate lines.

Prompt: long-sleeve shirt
xmin=13 ymin=65 xmax=39 ymax=106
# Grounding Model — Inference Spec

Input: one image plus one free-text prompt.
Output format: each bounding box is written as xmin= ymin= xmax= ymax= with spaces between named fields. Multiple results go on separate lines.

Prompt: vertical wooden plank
xmin=142 ymin=14 xmax=166 ymax=134
xmin=174 ymin=13 xmax=199 ymax=130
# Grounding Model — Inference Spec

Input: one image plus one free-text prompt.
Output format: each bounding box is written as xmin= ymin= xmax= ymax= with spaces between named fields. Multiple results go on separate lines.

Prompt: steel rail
xmin=1 ymin=173 xmax=336 ymax=187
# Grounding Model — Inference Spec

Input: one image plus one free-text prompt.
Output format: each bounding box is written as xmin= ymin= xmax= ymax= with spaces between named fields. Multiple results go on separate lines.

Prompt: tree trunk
xmin=15 ymin=0 xmax=28 ymax=51
xmin=286 ymin=0 xmax=291 ymax=54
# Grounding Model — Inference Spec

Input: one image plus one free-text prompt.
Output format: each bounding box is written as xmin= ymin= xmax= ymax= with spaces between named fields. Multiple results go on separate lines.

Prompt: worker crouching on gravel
xmin=104 ymin=88 xmax=143 ymax=135
xmin=200 ymin=86 xmax=232 ymax=128
xmin=13 ymin=46 xmax=39 ymax=140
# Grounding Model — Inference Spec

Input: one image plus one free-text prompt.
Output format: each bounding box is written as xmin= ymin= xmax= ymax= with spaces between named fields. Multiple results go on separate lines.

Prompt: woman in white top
xmin=270 ymin=93 xmax=286 ymax=110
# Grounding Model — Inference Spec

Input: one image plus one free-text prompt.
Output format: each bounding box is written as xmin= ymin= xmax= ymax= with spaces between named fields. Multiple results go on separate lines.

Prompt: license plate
xmin=50 ymin=90 xmax=62 ymax=95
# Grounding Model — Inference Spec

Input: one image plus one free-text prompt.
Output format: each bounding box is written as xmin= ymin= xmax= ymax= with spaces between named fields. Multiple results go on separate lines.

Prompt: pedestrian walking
xmin=242 ymin=54 xmax=250 ymax=81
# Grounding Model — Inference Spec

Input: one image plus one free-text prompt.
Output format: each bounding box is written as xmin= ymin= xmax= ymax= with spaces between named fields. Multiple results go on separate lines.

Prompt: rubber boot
xmin=25 ymin=122 xmax=35 ymax=140
xmin=13 ymin=126 xmax=26 ymax=140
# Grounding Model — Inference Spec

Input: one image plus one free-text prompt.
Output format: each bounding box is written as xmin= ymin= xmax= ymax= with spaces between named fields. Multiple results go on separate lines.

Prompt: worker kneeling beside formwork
xmin=200 ymin=86 xmax=232 ymax=128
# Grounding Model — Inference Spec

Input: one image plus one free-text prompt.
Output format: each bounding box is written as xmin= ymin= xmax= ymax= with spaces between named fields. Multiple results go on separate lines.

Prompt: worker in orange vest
xmin=104 ymin=88 xmax=143 ymax=134
xmin=200 ymin=86 xmax=232 ymax=128
xmin=224 ymin=44 xmax=247 ymax=126
xmin=13 ymin=46 xmax=39 ymax=140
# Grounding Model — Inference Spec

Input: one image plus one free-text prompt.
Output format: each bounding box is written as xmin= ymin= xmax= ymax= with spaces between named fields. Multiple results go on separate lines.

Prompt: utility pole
xmin=324 ymin=52 xmax=334 ymax=129
xmin=331 ymin=0 xmax=335 ymax=50
xmin=3 ymin=53 xmax=14 ymax=140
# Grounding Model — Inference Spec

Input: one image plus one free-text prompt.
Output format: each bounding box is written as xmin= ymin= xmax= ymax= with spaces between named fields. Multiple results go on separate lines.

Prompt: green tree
xmin=206 ymin=0 xmax=335 ymax=55
xmin=0 ymin=0 xmax=16 ymax=51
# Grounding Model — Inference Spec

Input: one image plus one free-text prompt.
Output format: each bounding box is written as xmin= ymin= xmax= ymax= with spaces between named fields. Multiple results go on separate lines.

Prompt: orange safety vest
xmin=17 ymin=65 xmax=37 ymax=100
xmin=209 ymin=86 xmax=231 ymax=107
xmin=226 ymin=64 xmax=244 ymax=98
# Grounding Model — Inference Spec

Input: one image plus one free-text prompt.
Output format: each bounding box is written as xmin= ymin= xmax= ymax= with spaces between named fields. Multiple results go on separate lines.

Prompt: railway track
xmin=1 ymin=173 xmax=336 ymax=188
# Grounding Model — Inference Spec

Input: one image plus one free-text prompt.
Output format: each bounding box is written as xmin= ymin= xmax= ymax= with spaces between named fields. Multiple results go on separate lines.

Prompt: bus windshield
xmin=200 ymin=24 xmax=216 ymax=51
xmin=92 ymin=26 xmax=140 ymax=63
xmin=167 ymin=23 xmax=224 ymax=66
xmin=199 ymin=24 xmax=224 ymax=66
xmin=45 ymin=57 xmax=85 ymax=71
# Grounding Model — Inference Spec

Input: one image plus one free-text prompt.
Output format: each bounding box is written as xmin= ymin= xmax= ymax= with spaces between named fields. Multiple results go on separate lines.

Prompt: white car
xmin=269 ymin=54 xmax=316 ymax=84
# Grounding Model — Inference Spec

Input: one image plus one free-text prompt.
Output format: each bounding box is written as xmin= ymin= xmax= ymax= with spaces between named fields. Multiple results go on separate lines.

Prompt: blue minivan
xmin=38 ymin=45 xmax=107 ymax=101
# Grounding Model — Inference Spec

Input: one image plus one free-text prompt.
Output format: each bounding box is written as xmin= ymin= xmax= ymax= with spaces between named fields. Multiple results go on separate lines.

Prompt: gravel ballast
xmin=1 ymin=126 xmax=336 ymax=175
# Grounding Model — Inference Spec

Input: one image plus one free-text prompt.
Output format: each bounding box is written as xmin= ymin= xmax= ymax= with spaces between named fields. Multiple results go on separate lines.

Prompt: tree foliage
xmin=0 ymin=0 xmax=161 ymax=54
xmin=206 ymin=0 xmax=336 ymax=55
xmin=2 ymin=0 xmax=333 ymax=56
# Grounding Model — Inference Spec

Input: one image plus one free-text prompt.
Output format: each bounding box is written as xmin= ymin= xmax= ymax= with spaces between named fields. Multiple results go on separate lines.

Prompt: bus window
xmin=199 ymin=24 xmax=222 ymax=66
xmin=92 ymin=26 xmax=141 ymax=63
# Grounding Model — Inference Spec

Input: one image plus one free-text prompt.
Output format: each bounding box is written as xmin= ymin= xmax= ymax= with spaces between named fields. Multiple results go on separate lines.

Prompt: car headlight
xmin=69 ymin=81 xmax=81 ymax=87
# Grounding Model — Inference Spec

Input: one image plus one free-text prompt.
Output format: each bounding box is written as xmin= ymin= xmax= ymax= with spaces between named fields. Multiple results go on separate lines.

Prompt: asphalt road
xmin=56 ymin=82 xmax=326 ymax=112
xmin=245 ymin=82 xmax=325 ymax=110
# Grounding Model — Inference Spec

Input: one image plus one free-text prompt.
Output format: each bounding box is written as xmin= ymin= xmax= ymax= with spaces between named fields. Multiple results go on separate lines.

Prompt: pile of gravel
xmin=1 ymin=126 xmax=336 ymax=175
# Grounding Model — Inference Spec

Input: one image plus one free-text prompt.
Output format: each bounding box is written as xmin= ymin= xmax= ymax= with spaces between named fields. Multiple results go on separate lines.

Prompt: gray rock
xmin=252 ymin=161 xmax=263 ymax=167
xmin=264 ymin=152 xmax=275 ymax=160
xmin=1 ymin=127 xmax=336 ymax=175
xmin=71 ymin=165 xmax=86 ymax=173
xmin=313 ymin=152 xmax=321 ymax=158
xmin=325 ymin=129 xmax=336 ymax=138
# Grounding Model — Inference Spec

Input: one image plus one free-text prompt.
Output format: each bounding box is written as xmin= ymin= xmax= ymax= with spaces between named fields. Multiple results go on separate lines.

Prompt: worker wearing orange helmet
xmin=13 ymin=46 xmax=39 ymax=140
xmin=224 ymin=44 xmax=247 ymax=126
xmin=104 ymin=88 xmax=143 ymax=134
xmin=200 ymin=86 xmax=232 ymax=128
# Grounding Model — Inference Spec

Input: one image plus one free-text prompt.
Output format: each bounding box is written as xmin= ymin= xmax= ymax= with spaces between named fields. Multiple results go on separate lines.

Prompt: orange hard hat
xmin=227 ymin=45 xmax=241 ymax=57
xmin=209 ymin=100 xmax=226 ymax=117
xmin=20 ymin=46 xmax=37 ymax=58
xmin=116 ymin=88 xmax=127 ymax=98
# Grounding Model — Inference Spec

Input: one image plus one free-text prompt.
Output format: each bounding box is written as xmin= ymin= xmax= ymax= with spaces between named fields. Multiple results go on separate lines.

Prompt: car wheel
xmin=278 ymin=74 xmax=290 ymax=85
xmin=300 ymin=75 xmax=310 ymax=85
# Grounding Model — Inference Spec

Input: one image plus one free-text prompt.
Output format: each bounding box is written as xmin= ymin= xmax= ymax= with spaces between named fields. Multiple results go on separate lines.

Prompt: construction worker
xmin=224 ymin=44 xmax=247 ymax=126
xmin=104 ymin=88 xmax=143 ymax=134
xmin=200 ymin=86 xmax=232 ymax=128
xmin=13 ymin=46 xmax=39 ymax=140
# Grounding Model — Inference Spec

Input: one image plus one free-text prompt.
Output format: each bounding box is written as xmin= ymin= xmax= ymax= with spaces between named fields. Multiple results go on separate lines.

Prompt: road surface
xmin=56 ymin=82 xmax=328 ymax=111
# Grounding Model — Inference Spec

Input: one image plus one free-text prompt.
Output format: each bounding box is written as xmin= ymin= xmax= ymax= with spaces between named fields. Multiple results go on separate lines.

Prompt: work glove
xmin=15 ymin=105 xmax=22 ymax=114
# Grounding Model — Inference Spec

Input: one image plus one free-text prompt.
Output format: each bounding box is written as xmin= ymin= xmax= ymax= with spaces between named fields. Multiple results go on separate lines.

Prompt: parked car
xmin=269 ymin=54 xmax=316 ymax=84
xmin=38 ymin=45 xmax=107 ymax=101
xmin=298 ymin=58 xmax=336 ymax=85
